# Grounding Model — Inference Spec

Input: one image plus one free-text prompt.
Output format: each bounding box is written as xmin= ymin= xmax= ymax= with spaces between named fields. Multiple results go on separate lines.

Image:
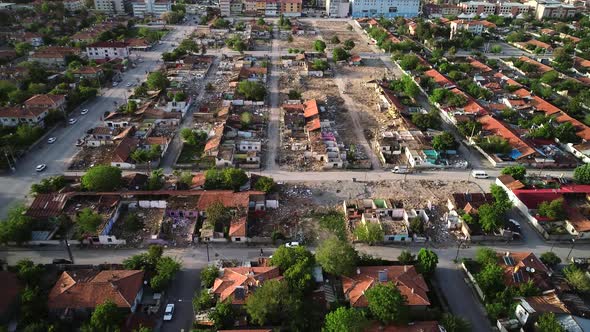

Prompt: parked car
xmin=163 ymin=304 xmax=175 ymax=321
xmin=285 ymin=241 xmax=300 ymax=248
xmin=35 ymin=164 xmax=47 ymax=172
xmin=126 ymin=82 xmax=132 ymax=87
xmin=47 ymin=137 xmax=57 ymax=144
xmin=80 ymin=109 xmax=89 ymax=115
xmin=508 ymin=219 xmax=521 ymax=229
xmin=76 ymin=139 xmax=84 ymax=147
xmin=112 ymin=82 xmax=118 ymax=87
xmin=68 ymin=118 xmax=77 ymax=125
xmin=52 ymin=258 xmax=72 ymax=264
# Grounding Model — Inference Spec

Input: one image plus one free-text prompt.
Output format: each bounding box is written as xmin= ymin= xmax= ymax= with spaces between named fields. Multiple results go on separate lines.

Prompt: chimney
xmin=505 ymin=251 xmax=510 ymax=257
xmin=411 ymin=288 xmax=415 ymax=294
xmin=404 ymin=265 xmax=407 ymax=272
xmin=356 ymin=267 xmax=361 ymax=275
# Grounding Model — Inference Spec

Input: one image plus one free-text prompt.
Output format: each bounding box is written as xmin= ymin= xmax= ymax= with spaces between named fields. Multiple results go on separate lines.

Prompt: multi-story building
xmin=94 ymin=0 xmax=130 ymax=14
xmin=63 ymin=0 xmax=84 ymax=11
xmin=131 ymin=0 xmax=172 ymax=17
xmin=280 ymin=0 xmax=302 ymax=16
xmin=527 ymin=0 xmax=579 ymax=19
xmin=458 ymin=1 xmax=496 ymax=15
xmin=219 ymin=0 xmax=231 ymax=15
xmin=450 ymin=19 xmax=483 ymax=38
xmin=497 ymin=2 xmax=531 ymax=16
xmin=326 ymin=0 xmax=350 ymax=17
xmin=243 ymin=0 xmax=257 ymax=14
xmin=86 ymin=41 xmax=130 ymax=60
xmin=265 ymin=0 xmax=279 ymax=16
xmin=350 ymin=0 xmax=420 ymax=18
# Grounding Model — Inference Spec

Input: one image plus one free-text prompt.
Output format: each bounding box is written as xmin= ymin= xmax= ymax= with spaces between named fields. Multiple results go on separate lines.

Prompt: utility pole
xmin=206 ymin=241 xmax=210 ymax=262
xmin=64 ymin=238 xmax=74 ymax=264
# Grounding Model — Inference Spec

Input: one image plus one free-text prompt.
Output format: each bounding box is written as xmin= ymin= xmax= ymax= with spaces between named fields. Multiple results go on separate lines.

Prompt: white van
xmin=471 ymin=170 xmax=489 ymax=179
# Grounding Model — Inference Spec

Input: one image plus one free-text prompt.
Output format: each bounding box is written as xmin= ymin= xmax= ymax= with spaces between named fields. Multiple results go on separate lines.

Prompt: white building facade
xmin=86 ymin=41 xmax=130 ymax=60
xmin=326 ymin=0 xmax=350 ymax=17
xmin=351 ymin=0 xmax=419 ymax=18
xmin=94 ymin=0 xmax=130 ymax=14
xmin=132 ymin=0 xmax=172 ymax=17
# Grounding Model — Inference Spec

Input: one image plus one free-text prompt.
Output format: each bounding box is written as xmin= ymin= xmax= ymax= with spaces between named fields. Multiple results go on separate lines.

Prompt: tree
xmin=313 ymin=40 xmax=326 ymax=52
xmin=397 ymin=250 xmax=414 ymax=265
xmin=501 ymin=165 xmax=526 ymax=181
xmin=122 ymin=213 xmax=142 ymax=233
xmin=490 ymin=45 xmax=502 ymax=54
xmin=315 ymin=236 xmax=358 ymax=276
xmin=30 ymin=176 xmax=66 ymax=195
xmin=476 ymin=262 xmax=504 ymax=296
xmin=270 ymin=245 xmax=314 ymax=272
xmin=77 ymin=208 xmax=102 ymax=234
xmin=237 ymin=81 xmax=266 ymax=101
xmin=89 ymin=300 xmax=122 ymax=332
xmin=223 ymin=167 xmax=248 ymax=190
xmin=332 ymin=47 xmax=350 ymax=61
xmin=412 ymin=112 xmax=440 ymax=131
xmin=257 ymin=18 xmax=266 ymax=26
xmin=283 ymin=256 xmax=315 ymax=293
xmin=150 ymin=256 xmax=181 ymax=291
xmin=287 ymin=90 xmax=301 ymax=100
xmin=574 ymin=164 xmax=590 ymax=184
xmin=193 ymin=290 xmax=214 ymax=311
xmin=540 ymin=252 xmax=561 ymax=268
xmin=323 ymin=307 xmax=368 ymax=332
xmin=563 ymin=265 xmax=590 ymax=292
xmin=398 ymin=54 xmax=420 ymax=70
xmin=15 ymin=259 xmax=43 ymax=285
xmin=354 ymin=222 xmax=384 ymax=245
xmin=416 ymin=248 xmax=438 ymax=276
xmin=312 ymin=59 xmax=329 ymax=71
xmin=15 ymin=42 xmax=33 ymax=57
xmin=147 ymin=168 xmax=164 ymax=190
xmin=200 ymin=265 xmax=219 ymax=288
xmin=240 ymin=112 xmax=252 ymax=127
xmin=330 ymin=36 xmax=340 ymax=44
xmin=146 ymin=71 xmax=169 ymax=90
xmin=432 ymin=132 xmax=457 ymax=151
xmin=540 ymin=70 xmax=559 ymax=84
xmin=205 ymin=201 xmax=231 ymax=232
xmin=343 ymin=39 xmax=356 ymax=50
xmin=537 ymin=313 xmax=565 ymax=332
xmin=440 ymin=313 xmax=471 ymax=332
xmin=475 ymin=247 xmax=498 ymax=266
xmin=490 ymin=184 xmax=512 ymax=212
xmin=538 ymin=198 xmax=566 ymax=220
xmin=81 ymin=165 xmax=122 ymax=191
xmin=0 ymin=205 xmax=34 ymax=245
xmin=552 ymin=47 xmax=573 ymax=72
xmin=365 ymin=282 xmax=409 ymax=324
xmin=246 ymin=280 xmax=295 ymax=326
xmin=254 ymin=176 xmax=275 ymax=193
xmin=478 ymin=203 xmax=503 ymax=233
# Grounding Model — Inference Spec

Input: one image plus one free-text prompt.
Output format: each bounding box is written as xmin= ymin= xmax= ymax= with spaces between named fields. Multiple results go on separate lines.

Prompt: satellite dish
xmin=530 ymin=268 xmax=535 ymax=273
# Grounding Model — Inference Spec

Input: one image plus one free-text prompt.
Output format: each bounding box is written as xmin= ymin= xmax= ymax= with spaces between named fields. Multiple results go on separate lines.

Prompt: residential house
xmin=342 ymin=266 xmax=430 ymax=310
xmin=497 ymin=252 xmax=552 ymax=290
xmin=29 ymin=46 xmax=82 ymax=67
xmin=86 ymin=127 xmax=125 ymax=147
xmin=48 ymin=270 xmax=144 ymax=316
xmin=22 ymin=32 xmax=43 ymax=47
xmin=211 ymin=266 xmax=282 ymax=305
xmin=265 ymin=0 xmax=278 ymax=16
xmin=450 ymin=20 xmax=486 ymax=38
xmin=126 ymin=38 xmax=152 ymax=51
xmin=25 ymin=94 xmax=66 ymax=113
xmin=0 ymin=94 xmax=65 ymax=127
xmin=280 ymin=0 xmax=302 ymax=16
xmin=0 ymin=272 xmax=21 ymax=324
xmin=515 ymin=291 xmax=570 ymax=327
xmin=111 ymin=136 xmax=140 ymax=169
xmin=86 ymin=41 xmax=130 ymax=60
xmin=72 ymin=66 xmax=104 ymax=80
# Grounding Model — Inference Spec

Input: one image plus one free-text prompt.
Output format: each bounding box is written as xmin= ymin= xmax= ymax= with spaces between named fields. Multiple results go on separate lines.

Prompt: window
xmin=235 ymin=237 xmax=241 ymax=241
xmin=107 ymin=238 xmax=113 ymax=242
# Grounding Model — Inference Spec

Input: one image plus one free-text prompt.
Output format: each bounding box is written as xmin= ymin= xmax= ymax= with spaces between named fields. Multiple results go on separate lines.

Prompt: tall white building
xmin=94 ymin=0 xmax=130 ymax=14
xmin=131 ymin=0 xmax=172 ymax=17
xmin=86 ymin=41 xmax=130 ymax=60
xmin=219 ymin=0 xmax=231 ymax=16
xmin=350 ymin=0 xmax=420 ymax=18
xmin=326 ymin=0 xmax=350 ymax=17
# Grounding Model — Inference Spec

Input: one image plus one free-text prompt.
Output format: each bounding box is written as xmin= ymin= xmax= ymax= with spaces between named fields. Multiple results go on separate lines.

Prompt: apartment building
xmin=63 ymin=0 xmax=84 ymax=11
xmin=459 ymin=1 xmax=496 ymax=15
xmin=497 ymin=2 xmax=531 ymax=16
xmin=326 ymin=0 xmax=350 ymax=17
xmin=527 ymin=0 xmax=579 ymax=19
xmin=94 ymin=0 xmax=130 ymax=14
xmin=131 ymin=0 xmax=172 ymax=17
xmin=351 ymin=0 xmax=420 ymax=18
xmin=281 ymin=0 xmax=302 ymax=16
xmin=219 ymin=0 xmax=231 ymax=15
xmin=86 ymin=41 xmax=130 ymax=60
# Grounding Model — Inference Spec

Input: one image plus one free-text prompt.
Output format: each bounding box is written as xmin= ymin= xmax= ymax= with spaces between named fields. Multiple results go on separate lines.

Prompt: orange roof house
xmin=303 ymin=99 xmax=319 ymax=118
xmin=48 ymin=270 xmax=144 ymax=311
xmin=497 ymin=252 xmax=551 ymax=290
xmin=211 ymin=266 xmax=282 ymax=304
xmin=478 ymin=115 xmax=536 ymax=159
xmin=342 ymin=266 xmax=430 ymax=308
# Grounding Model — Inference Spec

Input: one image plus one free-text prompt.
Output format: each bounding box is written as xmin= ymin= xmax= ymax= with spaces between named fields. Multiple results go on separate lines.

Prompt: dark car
xmin=52 ymin=258 xmax=72 ymax=264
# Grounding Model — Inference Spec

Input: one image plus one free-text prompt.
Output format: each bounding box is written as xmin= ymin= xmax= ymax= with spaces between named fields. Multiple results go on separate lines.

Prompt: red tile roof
xmin=212 ymin=266 xmax=281 ymax=304
xmin=0 ymin=106 xmax=46 ymax=119
xmin=518 ymin=56 xmax=554 ymax=74
xmin=303 ymin=99 xmax=319 ymax=118
xmin=365 ymin=321 xmax=440 ymax=332
xmin=195 ymin=190 xmax=264 ymax=211
xmin=424 ymin=69 xmax=454 ymax=87
xmin=0 ymin=271 xmax=21 ymax=316
xmin=48 ymin=270 xmax=144 ymax=310
xmin=342 ymin=266 xmax=430 ymax=308
xmin=229 ymin=217 xmax=247 ymax=237
xmin=478 ymin=115 xmax=536 ymax=159
xmin=24 ymin=94 xmax=65 ymax=108
xmin=112 ymin=137 xmax=138 ymax=163
xmin=88 ymin=41 xmax=129 ymax=48
xmin=306 ymin=117 xmax=321 ymax=132
xmin=497 ymin=252 xmax=551 ymax=290
xmin=468 ymin=57 xmax=492 ymax=73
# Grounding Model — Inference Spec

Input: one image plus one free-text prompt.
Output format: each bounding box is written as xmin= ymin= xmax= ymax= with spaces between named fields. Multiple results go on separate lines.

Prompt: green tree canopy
xmin=81 ymin=165 xmax=122 ymax=191
xmin=397 ymin=250 xmax=415 ymax=264
xmin=354 ymin=222 xmax=384 ymax=245
xmin=537 ymin=312 xmax=565 ymax=332
xmin=77 ymin=208 xmax=102 ymax=235
xmin=343 ymin=39 xmax=356 ymax=50
xmin=538 ymin=198 xmax=566 ymax=220
xmin=574 ymin=164 xmax=590 ymax=184
xmin=254 ymin=176 xmax=275 ymax=193
xmin=323 ymin=306 xmax=368 ymax=332
xmin=210 ymin=299 xmax=234 ymax=329
xmin=475 ymin=247 xmax=498 ymax=266
xmin=0 ymin=205 xmax=34 ymax=245
xmin=432 ymin=132 xmax=458 ymax=151
xmin=332 ymin=47 xmax=350 ymax=61
xmin=440 ymin=313 xmax=471 ymax=332
xmin=89 ymin=300 xmax=123 ymax=332
xmin=200 ymin=265 xmax=219 ymax=288
xmin=313 ymin=40 xmax=326 ymax=52
xmin=416 ymin=248 xmax=438 ymax=276
xmin=146 ymin=71 xmax=169 ymax=90
xmin=365 ymin=282 xmax=409 ymax=324
xmin=540 ymin=252 xmax=561 ymax=268
xmin=476 ymin=262 xmax=504 ymax=297
xmin=478 ymin=203 xmax=503 ymax=233
xmin=150 ymin=256 xmax=181 ymax=291
xmin=237 ymin=80 xmax=266 ymax=101
xmin=501 ymin=165 xmax=526 ymax=181
xmin=245 ymin=280 xmax=296 ymax=326
xmin=316 ymin=236 xmax=358 ymax=276
xmin=563 ymin=265 xmax=590 ymax=292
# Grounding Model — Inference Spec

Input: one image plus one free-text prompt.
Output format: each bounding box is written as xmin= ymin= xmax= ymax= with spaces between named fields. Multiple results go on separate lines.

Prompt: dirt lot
xmin=68 ymin=146 xmax=115 ymax=170
xmin=267 ymin=180 xmax=484 ymax=246
xmin=111 ymin=208 xmax=165 ymax=246
xmin=313 ymin=20 xmax=373 ymax=53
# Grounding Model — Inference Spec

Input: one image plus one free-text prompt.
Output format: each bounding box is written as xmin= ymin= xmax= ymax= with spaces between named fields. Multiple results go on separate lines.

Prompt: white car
xmin=285 ymin=242 xmax=300 ymax=248
xmin=508 ymin=219 xmax=521 ymax=228
xmin=112 ymin=82 xmax=119 ymax=87
xmin=47 ymin=137 xmax=57 ymax=144
xmin=80 ymin=109 xmax=89 ymax=115
xmin=163 ymin=304 xmax=175 ymax=321
xmin=126 ymin=82 xmax=132 ymax=87
xmin=35 ymin=164 xmax=47 ymax=172
xmin=68 ymin=118 xmax=77 ymax=125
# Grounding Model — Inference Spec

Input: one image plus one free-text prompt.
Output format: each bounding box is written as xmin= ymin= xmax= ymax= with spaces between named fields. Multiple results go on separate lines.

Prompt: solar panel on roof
xmin=513 ymin=271 xmax=523 ymax=283
xmin=503 ymin=256 xmax=515 ymax=266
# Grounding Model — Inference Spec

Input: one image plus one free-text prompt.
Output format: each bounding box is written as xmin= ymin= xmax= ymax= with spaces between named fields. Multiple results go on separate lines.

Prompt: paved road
xmin=265 ymin=26 xmax=281 ymax=171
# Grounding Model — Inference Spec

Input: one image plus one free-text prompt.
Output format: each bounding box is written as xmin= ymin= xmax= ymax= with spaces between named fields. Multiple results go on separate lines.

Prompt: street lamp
xmin=566 ymin=237 xmax=577 ymax=261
